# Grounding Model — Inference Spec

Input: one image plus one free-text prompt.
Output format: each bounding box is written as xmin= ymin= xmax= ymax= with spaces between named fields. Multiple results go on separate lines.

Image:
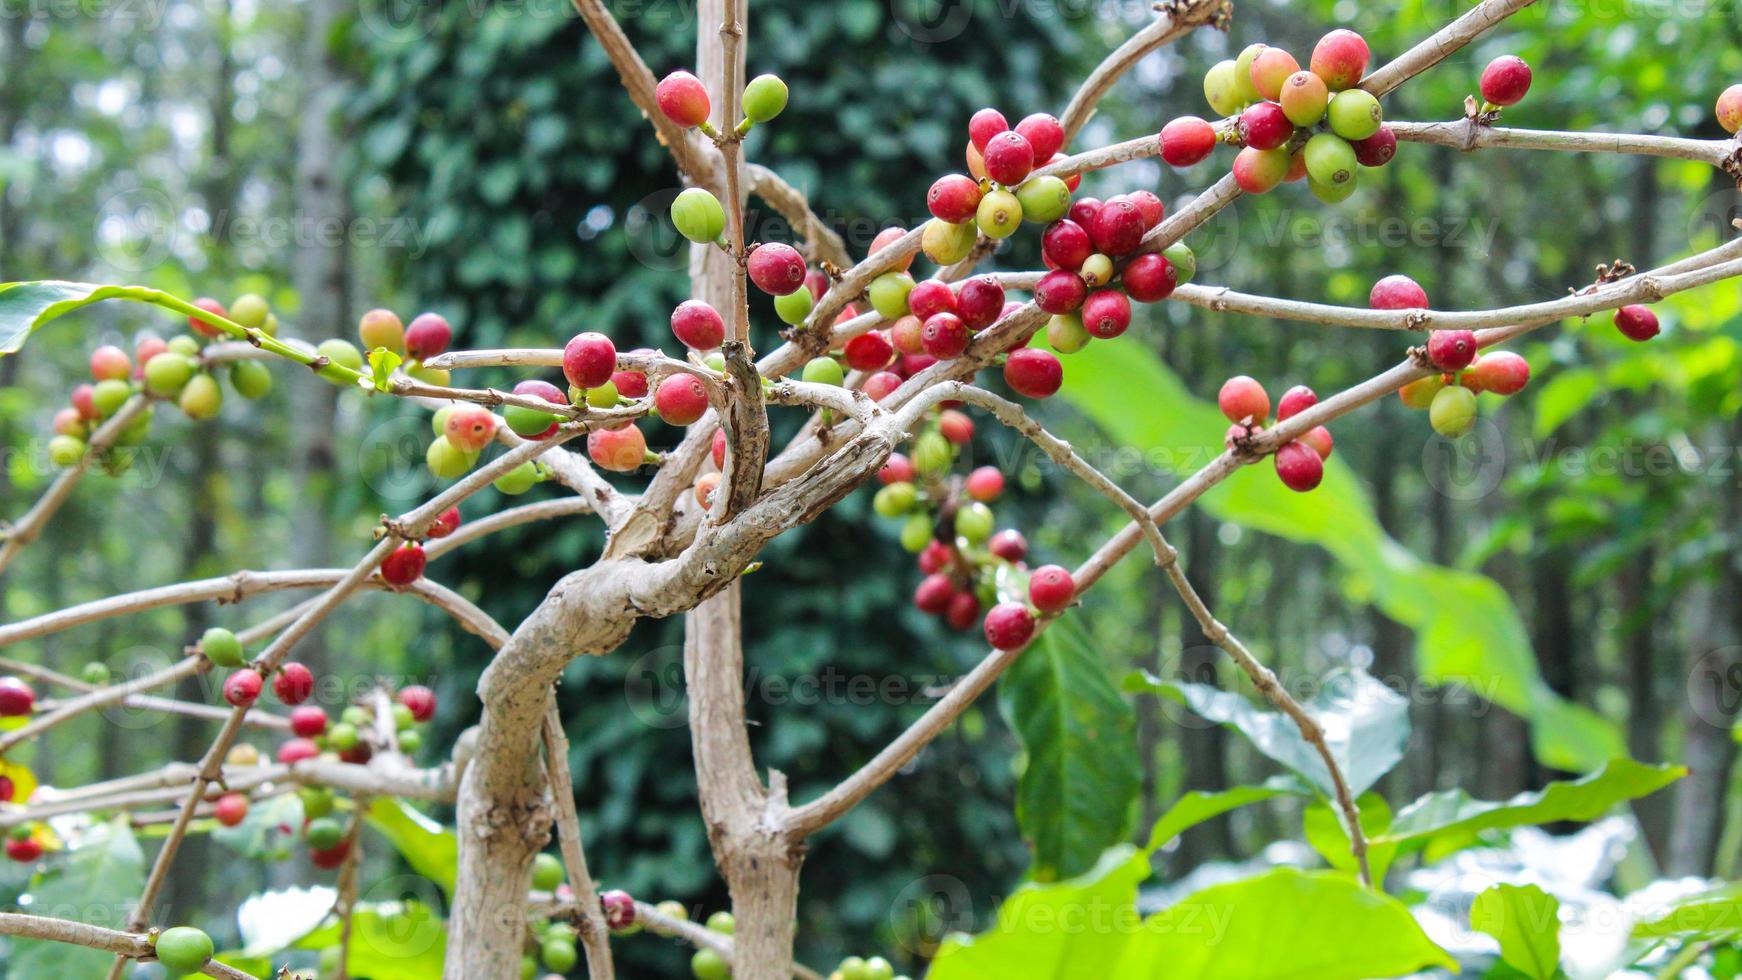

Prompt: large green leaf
xmin=1375 ymin=758 xmax=1686 ymax=850
xmin=6 ymin=819 xmax=144 ymax=979
xmin=1633 ymin=883 xmax=1742 ymax=939
xmin=1303 ymin=791 xmax=1398 ymax=884
xmin=367 ymin=798 xmax=458 ymax=897
xmin=1125 ymin=668 xmax=1407 ymax=798
xmin=0 ymin=281 xmax=155 ymax=355
xmin=927 ymin=847 xmax=1149 ymax=979
xmin=295 ymin=900 xmax=447 ymax=979
xmin=1110 ymin=868 xmax=1455 ymax=979
xmin=999 ymin=618 xmax=1140 ymax=882
xmin=1060 ymin=340 xmax=1621 ymax=771
xmin=1472 ymin=884 xmax=1563 ymax=979
xmin=1144 ymin=775 xmax=1306 ymax=853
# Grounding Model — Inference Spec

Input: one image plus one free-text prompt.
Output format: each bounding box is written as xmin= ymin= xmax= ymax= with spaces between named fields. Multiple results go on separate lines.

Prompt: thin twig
xmin=542 ymin=701 xmax=614 ymax=979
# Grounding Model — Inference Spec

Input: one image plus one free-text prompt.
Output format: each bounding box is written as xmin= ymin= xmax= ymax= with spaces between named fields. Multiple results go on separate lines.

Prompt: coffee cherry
xmin=961 ymin=466 xmax=1002 ymax=502
xmin=214 ymin=792 xmax=249 ymax=828
xmin=988 ymin=530 xmax=1027 ymax=564
xmin=1159 ymin=115 xmax=1218 ymax=168
xmin=983 ymin=131 xmax=1036 ymax=186
xmin=965 ymin=138 xmax=988 ymax=180
xmin=389 ymin=686 xmax=435 ymax=725
xmin=1035 ymin=270 xmax=1088 ymax=314
xmin=1310 ymin=29 xmax=1370 ymax=91
xmin=277 ymin=738 xmax=320 ymax=765
xmin=1468 ymin=350 xmax=1531 ymax=395
xmin=528 ymin=852 xmax=565 ymax=892
xmin=1124 ymin=191 xmax=1165 ymax=230
xmin=178 ymin=373 xmax=223 ymax=421
xmin=660 ymin=307 xmax=723 ymax=359
xmin=154 ymin=927 xmax=214 ymax=974
xmin=957 ymin=277 xmax=1006 ymax=330
xmin=1430 ymin=385 xmax=1478 ymax=437
xmin=984 ymin=602 xmax=1036 ymax=650
xmin=426 ymin=436 xmax=476 ymax=480
xmin=90 ymin=344 xmax=132 ymax=382
xmin=1231 ymin=43 xmax=1268 ymax=102
xmin=1089 ymin=198 xmax=1145 ymax=255
xmin=563 ymin=332 xmax=618 ymax=390
xmin=869 ymin=272 xmax=917 ymax=320
xmin=304 ymin=816 xmax=345 ymax=852
xmin=1047 ymin=313 xmax=1092 ymax=354
xmin=71 ymin=383 xmax=98 ymax=419
xmin=1274 ymin=385 xmax=1316 ymax=422
xmin=772 ymin=285 xmax=815 ymax=326
xmin=398 ymin=313 xmax=452 ymax=363
xmin=46 ymin=434 xmax=84 ymax=468
xmin=288 ymin=705 xmax=327 ymax=738
xmin=408 ymin=363 xmax=449 ymax=386
xmin=506 ymin=380 xmax=566 ymax=439
xmin=1011 ymin=114 xmax=1063 ymax=162
xmin=1028 ymin=565 xmax=1075 ymax=612
xmin=1718 ymin=84 xmax=1742 ymax=134
xmin=927 ymin=174 xmax=983 ymax=224
xmin=654 ymin=374 xmax=710 ymax=426
xmin=968 ymin=107 xmax=1010 ymax=151
xmin=1249 ymin=47 xmax=1300 ymax=101
xmin=910 ymin=572 xmax=956 ymax=614
xmin=1426 ymin=329 xmax=1478 ymax=370
xmin=1081 ymin=290 xmax=1131 ymax=339
xmin=1302 ymin=132 xmax=1356 ymax=187
xmin=1369 ymin=274 xmax=1428 ymax=309
xmin=975 ymin=188 xmax=1023 ymax=239
xmin=91 ymin=378 xmax=133 ymax=417
xmin=656 ymin=70 xmax=711 ymax=127
xmin=921 ymin=313 xmax=971 ymax=359
xmin=844 ymin=331 xmax=895 ymax=372
xmin=874 ymin=481 xmax=918 ymax=518
xmin=1163 ymin=242 xmax=1197 ymax=286
xmin=670 ymin=187 xmax=726 ymax=243
xmin=139 ymin=349 xmax=192 ymax=397
xmin=1041 ymin=219 xmax=1093 ymax=273
xmin=1239 ymin=101 xmax=1293 ymax=151
xmin=225 ymin=293 xmax=267 ymax=331
xmin=742 ymin=73 xmax=788 ymax=123
xmin=317 ymin=338 xmax=364 ymax=379
xmin=1347 ymin=126 xmax=1396 ymax=168
xmin=439 ymin=404 xmax=495 ymax=453
xmin=226 ymin=359 xmax=272 ymax=401
xmin=1480 ymin=55 xmax=1531 ymax=107
xmin=356 ymin=309 xmax=404 ymax=354
xmin=863 ymin=371 xmax=903 ymax=401
xmin=588 ymin=424 xmax=648 ymax=472
xmin=1233 ymin=145 xmax=1291 ymax=194
xmin=0 ymin=678 xmax=34 ymax=717
xmin=899 ymin=514 xmax=933 ymax=553
xmin=1398 ymin=375 xmax=1445 ymax=410
xmin=1614 ymin=304 xmax=1660 ymax=341
xmin=309 ymin=839 xmax=352 ymax=869
xmin=1276 ymin=71 xmax=1330 ymax=128
xmin=890 ymin=315 xmax=925 ymax=355
xmin=944 ymin=591 xmax=982 ymax=631
xmin=52 ymin=407 xmax=86 ymax=439
xmin=922 ymin=218 xmax=977 ymax=265
xmin=693 ymin=949 xmax=729 ymax=980
xmin=1300 ymin=425 xmax=1334 ymax=460
xmin=266 ymin=663 xmax=313 ymax=709
xmin=189 ymin=297 xmax=228 ymax=338
xmin=1203 ymin=59 xmax=1243 ymax=116
xmin=912 ymin=430 xmax=954 ymax=477
xmin=1325 ymin=89 xmax=1381 ymax=141
xmin=5 ymin=836 xmax=42 ymax=863
xmin=868 ymin=226 xmax=914 ymax=273
xmin=938 ymin=409 xmax=974 ymax=446
xmin=747 ymin=243 xmax=807 ymax=296
xmin=1218 ymin=375 xmax=1270 ymax=425
xmin=381 ymin=543 xmax=428 ymax=590
xmin=711 ymin=428 xmax=727 ymax=470
xmin=600 ymin=889 xmax=638 ymax=933
xmin=906 ymin=279 xmax=956 ymax=321
xmin=1005 ymin=348 xmax=1063 ymax=399
xmin=224 ymin=669 xmax=263 ymax=707
xmin=198 ymin=627 xmax=245 ymax=669
xmin=1274 ymin=440 xmax=1324 ymax=492
xmin=1119 ymin=253 xmax=1176 ymax=303
xmin=1015 ymin=176 xmax=1072 ymax=224
xmin=794 ymin=356 xmax=840 ymax=388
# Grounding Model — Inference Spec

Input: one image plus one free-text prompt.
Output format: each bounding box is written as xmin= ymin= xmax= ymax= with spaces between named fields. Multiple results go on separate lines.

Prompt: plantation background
xmin=3 ymin=0 xmax=1742 ymax=974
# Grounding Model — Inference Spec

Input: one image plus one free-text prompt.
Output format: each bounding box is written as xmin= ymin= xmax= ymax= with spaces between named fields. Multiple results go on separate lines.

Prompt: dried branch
xmin=1060 ymin=0 xmax=1231 ymax=140
xmin=0 ymin=912 xmax=256 ymax=978
xmin=542 ymin=701 xmax=614 ymax=979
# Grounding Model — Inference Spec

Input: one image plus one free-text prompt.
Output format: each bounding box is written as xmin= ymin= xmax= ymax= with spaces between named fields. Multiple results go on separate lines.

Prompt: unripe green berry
xmin=1429 ymin=385 xmax=1477 ymax=437
xmin=178 ymin=373 xmax=223 ymax=421
xmin=1232 ymin=43 xmax=1267 ymax=105
xmin=865 ymin=956 xmax=895 ymax=980
xmin=201 ymin=628 xmax=245 ymax=668
xmin=1047 ymin=314 xmax=1092 ymax=354
xmin=397 ymin=728 xmax=423 ymax=753
xmin=306 ymin=817 xmax=344 ymax=851
xmin=153 ymin=927 xmax=214 ymax=974
xmin=47 ymin=435 xmax=86 ymax=468
xmin=706 ymin=911 xmax=735 ymax=935
xmin=1327 ymin=88 xmax=1383 ymax=141
xmin=228 ymin=360 xmax=273 ymax=400
xmin=586 ymin=381 xmax=620 ymax=408
xmin=801 ymin=356 xmax=845 ymax=387
xmin=868 ymin=273 xmax=916 ymax=320
xmin=425 ymin=436 xmax=476 ymax=480
xmin=703 ymin=351 xmax=727 ymax=372
xmin=922 ymin=219 xmax=977 ymax=265
xmin=542 ymin=939 xmax=578 ymax=972
xmin=505 ymin=404 xmax=558 ymax=437
xmin=92 ymin=378 xmax=134 ymax=417
xmin=742 ymin=73 xmax=788 ymax=123
xmin=954 ymin=501 xmax=994 ymax=544
xmin=1014 ymin=176 xmax=1071 ymax=224
xmin=394 ymin=703 xmax=416 ymax=729
xmin=494 ymin=461 xmax=542 ymax=496
xmin=144 ymin=353 xmax=195 ymax=397
xmin=408 ymin=363 xmax=449 ymax=385
xmin=975 ymin=188 xmax=1023 ymax=239
xmin=342 ymin=706 xmax=371 ymax=727
xmin=166 ymin=335 xmax=202 ymax=357
xmin=118 ymin=406 xmax=153 ymax=444
xmin=431 ymin=405 xmax=454 ymax=437
xmin=841 ymin=957 xmax=871 ymax=980
xmin=300 ymin=786 xmax=336 ymax=819
xmin=912 ymin=431 xmax=953 ymax=476
xmin=1203 ymin=60 xmax=1242 ymax=116
xmin=671 ymin=187 xmax=727 ymax=244
xmin=774 ymin=285 xmax=814 ymax=325
xmin=655 ymin=900 xmax=689 ymax=921
xmin=316 ymin=339 xmax=363 ymax=385
xmin=81 ymin=662 xmax=110 ymax=685
xmin=693 ymin=948 xmax=729 ymax=980
xmin=328 ymin=722 xmax=359 ymax=751
xmin=229 ymin=293 xmax=270 ymax=329
xmin=532 ymin=852 xmax=565 ymax=891
xmin=1303 ymin=132 xmax=1357 ymax=187
xmin=1163 ymin=242 xmax=1196 ymax=285
xmin=873 ymin=481 xmax=919 ymax=517
xmin=1308 ymin=174 xmax=1358 ymax=204
xmin=899 ymin=514 xmax=932 ymax=553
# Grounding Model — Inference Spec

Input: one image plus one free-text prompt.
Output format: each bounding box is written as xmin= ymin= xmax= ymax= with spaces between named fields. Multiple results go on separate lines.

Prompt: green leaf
xmin=928 ymin=847 xmax=1149 ymax=980
xmin=1471 ymin=884 xmax=1563 ymax=979
xmin=1532 ymin=367 xmax=1602 ymax=440
xmin=1633 ymin=883 xmax=1742 ymax=939
xmin=1303 ymin=791 xmax=1398 ymax=884
xmin=1144 ymin=775 xmax=1306 ymax=853
xmin=295 ymin=900 xmax=447 ymax=979
xmin=1125 ymin=668 xmax=1407 ymax=798
xmin=1376 ymin=758 xmax=1686 ymax=850
xmin=6 ymin=819 xmax=144 ymax=979
xmin=1062 ymin=340 xmax=1622 ymax=772
xmin=999 ymin=618 xmax=1140 ymax=882
xmin=0 ymin=280 xmax=153 ymax=356
xmin=1110 ymin=868 xmax=1455 ymax=979
xmin=369 ymin=347 xmax=404 ymax=392
xmin=367 ymin=798 xmax=458 ymax=897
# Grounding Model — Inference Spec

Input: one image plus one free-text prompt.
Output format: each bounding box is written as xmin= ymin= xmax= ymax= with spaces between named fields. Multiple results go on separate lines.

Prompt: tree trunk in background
xmin=0 ymin=14 xmax=29 ymax=490
xmin=288 ymin=0 xmax=350 ymax=673
xmin=1623 ymin=544 xmax=1669 ymax=860
xmin=1175 ymin=509 xmax=1232 ymax=865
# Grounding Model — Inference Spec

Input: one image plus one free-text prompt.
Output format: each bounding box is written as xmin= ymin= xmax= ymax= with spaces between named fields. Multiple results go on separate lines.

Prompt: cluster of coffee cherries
xmin=1368 ymin=274 xmax=1534 ymax=438
xmin=656 ymin=65 xmax=790 ymax=251
xmin=524 ymin=856 xmax=639 ymax=975
xmin=355 ymin=306 xmax=457 ymax=385
xmin=680 ymin=909 xmax=744 ymax=979
xmin=871 ymin=423 xmax=1075 ymax=652
xmin=0 ymin=676 xmax=40 ymax=861
xmin=1033 ymin=193 xmax=1198 ymax=358
xmin=923 ymin=108 xmax=1075 ymax=252
xmin=827 ymin=954 xmax=906 ymax=980
xmin=1218 ymin=378 xmax=1335 ymax=492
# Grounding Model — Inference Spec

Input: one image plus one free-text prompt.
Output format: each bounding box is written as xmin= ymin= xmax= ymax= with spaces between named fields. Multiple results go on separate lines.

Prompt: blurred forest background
xmin=4 ymin=0 xmax=1742 ymax=973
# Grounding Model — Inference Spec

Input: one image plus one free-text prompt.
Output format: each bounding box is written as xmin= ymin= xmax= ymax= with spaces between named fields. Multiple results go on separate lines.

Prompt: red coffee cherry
xmin=1369 ymin=274 xmax=1429 ymax=310
xmin=1276 ymin=385 xmax=1317 ymax=421
xmin=1004 ymin=349 xmax=1063 ymax=399
xmin=655 ymin=374 xmax=710 ymax=426
xmin=1614 ymin=304 xmax=1660 ymax=342
xmin=965 ymin=466 xmax=1004 ymax=502
xmin=1480 ymin=55 xmax=1532 ymax=107
xmin=1121 ymin=254 xmax=1177 ymax=303
xmin=671 ymin=301 xmax=726 ymax=351
xmin=968 ymin=107 xmax=1010 ymax=152
xmin=1218 ymin=376 xmax=1270 ymax=425
xmin=562 ymin=332 xmax=618 ymax=390
xmin=1274 ymin=440 xmax=1324 ymax=492
xmin=290 ymin=706 xmax=328 ymax=738
xmin=277 ymin=737 xmax=321 ymax=764
xmin=224 ymin=669 xmax=264 ymax=708
xmin=957 ymin=277 xmax=1006 ymax=330
xmin=381 ymin=543 xmax=428 ymax=590
xmin=1426 ymin=329 xmax=1478 ymax=371
xmin=405 ymin=312 xmax=453 ymax=361
xmin=274 ymin=662 xmax=315 ymax=706
xmin=1028 ymin=565 xmax=1076 ymax=613
xmin=982 ymin=131 xmax=1036 ymax=186
xmin=215 ymin=793 xmax=250 ymax=828
xmin=1160 ymin=116 xmax=1218 ymax=167
xmin=983 ymin=603 xmax=1037 ymax=650
xmin=656 ymin=70 xmax=712 ymax=128
xmin=399 ymin=685 xmax=438 ymax=722
xmin=989 ymin=529 xmax=1028 ymax=562
xmin=1042 ymin=220 xmax=1094 ymax=272
xmin=1016 ymin=113 xmax=1066 ymax=161
xmin=914 ymin=574 xmax=956 ymax=615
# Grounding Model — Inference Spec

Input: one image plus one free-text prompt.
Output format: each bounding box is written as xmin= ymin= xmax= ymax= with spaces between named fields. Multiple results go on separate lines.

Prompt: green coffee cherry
xmin=397 ymin=728 xmax=423 ymax=753
xmin=703 ymin=351 xmax=727 ymax=373
xmin=655 ymin=899 xmax=689 ymax=921
xmin=494 ymin=461 xmax=542 ymax=496
xmin=153 ymin=926 xmax=214 ymax=974
xmin=532 ymin=852 xmax=565 ymax=891
xmin=873 ymin=481 xmax=919 ymax=517
xmin=868 ymin=272 xmax=916 ymax=320
xmin=81 ymin=662 xmax=110 ymax=685
xmin=1014 ymin=176 xmax=1071 ymax=224
xmin=316 ymin=339 xmax=364 ymax=385
xmin=742 ymin=73 xmax=789 ymax=124
xmin=394 ymin=703 xmax=416 ymax=730
xmin=166 ymin=335 xmax=202 ymax=357
xmin=92 ymin=379 xmax=134 ymax=417
xmin=841 ymin=957 xmax=871 ymax=980
xmin=178 ymin=373 xmax=223 ymax=421
xmin=975 ymin=188 xmax=1023 ymax=239
xmin=426 ymin=436 xmax=476 ymax=480
xmin=706 ymin=911 xmax=736 ymax=935
xmin=1303 ymin=133 xmax=1357 ymax=187
xmin=899 ymin=514 xmax=933 ymax=553
xmin=865 ymin=956 xmax=895 ymax=980
xmin=229 ymin=293 xmax=270 ymax=329
xmin=1163 ymin=242 xmax=1196 ymax=285
xmin=542 ymin=938 xmax=579 ymax=973
xmin=229 ymin=360 xmax=273 ymax=400
xmin=1203 ymin=60 xmax=1242 ymax=116
xmin=1232 ymin=44 xmax=1267 ymax=104
xmin=328 ymin=723 xmax=359 ymax=751
xmin=1308 ymin=174 xmax=1358 ymax=204
xmin=1047 ymin=314 xmax=1092 ymax=354
xmin=201 ymin=628 xmax=246 ymax=669
xmin=801 ymin=356 xmax=845 ymax=387
xmin=692 ymin=948 xmax=729 ymax=980
xmin=954 ymin=501 xmax=994 ymax=544
xmin=922 ymin=219 xmax=977 ymax=265
xmin=1327 ymin=88 xmax=1383 ymax=140
xmin=144 ymin=353 xmax=195 ymax=397
xmin=1429 ymin=385 xmax=1477 ymax=437
xmin=431 ymin=405 xmax=455 ymax=437
xmin=47 ymin=435 xmax=86 ymax=468
xmin=300 ymin=786 xmax=336 ymax=819
xmin=305 ymin=818 xmax=344 ymax=851
xmin=505 ymin=404 xmax=559 ymax=438
xmin=342 ymin=706 xmax=371 ymax=727
xmin=521 ymin=955 xmax=538 ymax=980
xmin=773 ymin=286 xmax=814 ymax=326
xmin=586 ymin=381 xmax=621 ymax=408
xmin=912 ymin=431 xmax=953 ymax=476
xmin=671 ymin=187 xmax=727 ymax=244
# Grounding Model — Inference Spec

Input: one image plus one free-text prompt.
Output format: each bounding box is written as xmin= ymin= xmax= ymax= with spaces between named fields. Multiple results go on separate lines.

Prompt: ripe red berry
xmin=381 ymin=544 xmax=427 ymax=590
xmin=671 ymin=301 xmax=726 ymax=351
xmin=72 ymin=384 xmax=97 ymax=420
xmin=1160 ymin=116 xmax=1218 ymax=167
xmin=215 ymin=793 xmax=249 ymax=827
xmin=938 ymin=409 xmax=974 ymax=445
xmin=656 ymin=70 xmax=712 ymax=128
xmin=655 ymin=374 xmax=710 ymax=426
xmin=428 ymin=506 xmax=462 ymax=539
xmin=1042 ymin=220 xmax=1094 ymax=272
xmin=1081 ymin=290 xmax=1131 ymax=339
xmin=843 ymin=331 xmax=895 ymax=372
xmin=747 ymin=243 xmax=807 ymax=296
xmin=224 ymin=669 xmax=264 ymax=708
xmin=1274 ymin=441 xmax=1324 ymax=491
xmin=1089 ymin=198 xmax=1146 ymax=256
xmin=1232 ymin=146 xmax=1290 ymax=194
xmin=0 ymin=678 xmax=34 ymax=717
xmin=1239 ymin=101 xmax=1293 ymax=151
xmin=928 ymin=174 xmax=984 ymax=224
xmin=968 ymin=107 xmax=1010 ymax=151
xmin=274 ymin=663 xmax=315 ymax=705
xmin=562 ymin=332 xmax=618 ymax=390
xmin=1276 ymin=385 xmax=1317 ymax=421
xmin=918 ymin=539 xmax=954 ymax=574
xmin=310 ymin=840 xmax=352 ymax=869
xmin=602 ymin=890 xmax=637 ymax=932
xmin=1300 ymin=425 xmax=1334 ymax=460
xmin=990 ymin=529 xmax=1028 ymax=562
xmin=1005 ymin=348 xmax=1063 ymax=399
xmin=1125 ymin=191 xmax=1165 ymax=230
xmin=914 ymin=574 xmax=956 ymax=614
xmin=1218 ymin=376 xmax=1270 ymax=425
xmin=879 ymin=453 xmax=916 ymax=485
xmin=900 ymin=353 xmax=938 ymax=377
xmin=1467 ymin=350 xmax=1531 ymax=394
xmin=404 ymin=313 xmax=452 ymax=361
xmin=277 ymin=737 xmax=321 ymax=764
xmin=863 ymin=370 xmax=903 ymax=401
xmin=1480 ymin=55 xmax=1532 ymax=107
xmin=1121 ymin=254 xmax=1178 ymax=303
xmin=189 ymin=297 xmax=228 ymax=338
xmin=90 ymin=344 xmax=131 ymax=382
xmin=399 ymin=685 xmax=438 ymax=722
xmin=6 ymin=837 xmax=43 ymax=863
xmin=983 ymin=602 xmax=1036 ymax=650
xmin=964 ymin=466 xmax=1004 ymax=502
xmin=921 ymin=313 xmax=970 ymax=359
xmin=444 ymin=404 xmax=498 ymax=453
xmin=290 ymin=706 xmax=328 ymax=738
xmin=1250 ymin=47 xmax=1301 ymax=101
xmin=983 ymin=131 xmax=1035 ymax=186
xmin=907 ymin=279 xmax=957 ymax=320
xmin=1351 ymin=126 xmax=1397 ymax=167
xmin=957 ymin=277 xmax=1006 ymax=330
xmin=1369 ymin=275 xmax=1429 ymax=310
xmin=1034 ymin=270 xmax=1087 ymax=314
xmin=1309 ymin=29 xmax=1370 ymax=91
xmin=1028 ymin=565 xmax=1076 ymax=613
xmin=589 ymin=424 xmax=649 ymax=471
xmin=1614 ymin=304 xmax=1660 ymax=342
xmin=612 ymin=367 xmax=649 ymax=399
xmin=1016 ymin=113 xmax=1066 ymax=161
xmin=1068 ymin=197 xmax=1102 ymax=228
xmin=890 ymin=315 xmax=924 ymax=355
xmin=944 ymin=591 xmax=982 ymax=632
xmin=1426 ymin=329 xmax=1478 ymax=371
